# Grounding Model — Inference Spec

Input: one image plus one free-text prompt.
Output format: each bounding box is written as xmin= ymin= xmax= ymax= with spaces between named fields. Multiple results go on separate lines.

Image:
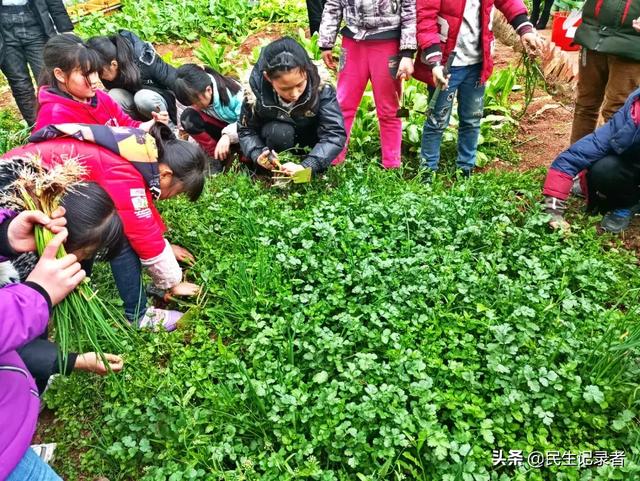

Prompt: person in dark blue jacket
xmin=543 ymin=87 xmax=640 ymax=233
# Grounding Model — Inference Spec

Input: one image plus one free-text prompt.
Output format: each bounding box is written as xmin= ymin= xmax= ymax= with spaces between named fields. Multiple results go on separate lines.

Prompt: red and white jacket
xmin=414 ymin=0 xmax=532 ymax=86
xmin=34 ymin=87 xmax=142 ymax=132
xmin=3 ymin=139 xmax=182 ymax=290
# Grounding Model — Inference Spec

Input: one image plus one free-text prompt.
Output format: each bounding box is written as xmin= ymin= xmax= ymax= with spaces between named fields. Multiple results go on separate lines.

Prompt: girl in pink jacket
xmin=319 ymin=0 xmax=416 ymax=169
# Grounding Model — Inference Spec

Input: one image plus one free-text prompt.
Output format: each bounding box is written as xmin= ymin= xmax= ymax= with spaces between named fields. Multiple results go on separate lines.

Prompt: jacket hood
xmin=37 ymin=86 xmax=95 ymax=111
xmin=119 ymin=29 xmax=156 ymax=66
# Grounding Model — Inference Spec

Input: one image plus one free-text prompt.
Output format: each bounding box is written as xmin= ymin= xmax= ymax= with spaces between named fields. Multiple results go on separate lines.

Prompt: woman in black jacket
xmin=238 ymin=37 xmax=346 ymax=178
xmin=87 ymin=30 xmax=178 ymax=126
xmin=0 ymin=0 xmax=73 ymax=126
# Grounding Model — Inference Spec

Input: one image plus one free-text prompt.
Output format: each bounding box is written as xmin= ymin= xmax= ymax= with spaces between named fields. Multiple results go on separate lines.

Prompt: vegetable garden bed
xmin=44 ymin=162 xmax=640 ymax=480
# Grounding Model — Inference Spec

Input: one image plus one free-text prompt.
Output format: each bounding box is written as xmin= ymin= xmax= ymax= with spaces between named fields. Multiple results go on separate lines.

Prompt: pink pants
xmin=334 ymin=36 xmax=402 ymax=169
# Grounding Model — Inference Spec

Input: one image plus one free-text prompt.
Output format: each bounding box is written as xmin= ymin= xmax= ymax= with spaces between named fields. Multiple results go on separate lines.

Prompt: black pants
xmin=17 ymin=330 xmax=75 ymax=394
xmin=530 ymin=0 xmax=554 ymax=29
xmin=586 ymin=154 xmax=640 ymax=215
xmin=306 ymin=0 xmax=325 ymax=35
xmin=245 ymin=120 xmax=317 ymax=177
xmin=0 ymin=6 xmax=48 ymax=126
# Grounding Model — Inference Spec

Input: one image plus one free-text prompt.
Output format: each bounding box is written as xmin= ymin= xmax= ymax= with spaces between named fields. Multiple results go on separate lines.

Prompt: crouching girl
xmin=174 ymin=63 xmax=244 ymax=170
xmin=239 ymin=37 xmax=346 ymax=179
xmin=3 ymin=124 xmax=206 ymax=330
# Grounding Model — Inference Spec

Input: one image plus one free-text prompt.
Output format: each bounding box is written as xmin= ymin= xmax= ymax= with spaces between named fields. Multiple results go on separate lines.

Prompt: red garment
xmin=34 ymin=87 xmax=142 ymax=132
xmin=414 ymin=0 xmax=530 ymax=86
xmin=191 ymin=110 xmax=227 ymax=158
xmin=3 ymin=139 xmax=166 ymax=260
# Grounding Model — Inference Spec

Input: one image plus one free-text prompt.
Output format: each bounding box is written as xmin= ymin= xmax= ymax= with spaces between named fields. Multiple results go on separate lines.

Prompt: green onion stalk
xmin=9 ymin=156 xmax=130 ymax=371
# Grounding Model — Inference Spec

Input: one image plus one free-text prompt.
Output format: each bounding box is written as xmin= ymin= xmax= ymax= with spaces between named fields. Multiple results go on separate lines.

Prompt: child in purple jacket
xmin=0 ymin=197 xmax=128 ymax=480
xmin=0 ymin=206 xmax=83 ymax=480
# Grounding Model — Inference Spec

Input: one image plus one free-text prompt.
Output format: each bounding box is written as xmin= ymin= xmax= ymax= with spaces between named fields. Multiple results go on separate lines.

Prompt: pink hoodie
xmin=34 ymin=87 xmax=142 ymax=132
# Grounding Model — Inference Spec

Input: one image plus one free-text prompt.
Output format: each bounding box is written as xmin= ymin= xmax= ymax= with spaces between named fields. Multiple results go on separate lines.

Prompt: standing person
xmin=34 ymin=34 xmax=169 ymax=132
xmin=414 ymin=0 xmax=543 ymax=179
xmin=87 ymin=30 xmax=180 ymax=127
xmin=319 ymin=0 xmax=416 ymax=169
xmin=307 ymin=0 xmax=325 ymax=35
xmin=0 ymin=0 xmax=73 ymax=126
xmin=530 ymin=0 xmax=554 ymax=30
xmin=570 ymin=1 xmax=640 ymax=143
xmin=174 ymin=63 xmax=243 ymax=169
xmin=544 ymin=87 xmax=640 ymax=233
xmin=239 ymin=37 xmax=346 ymax=178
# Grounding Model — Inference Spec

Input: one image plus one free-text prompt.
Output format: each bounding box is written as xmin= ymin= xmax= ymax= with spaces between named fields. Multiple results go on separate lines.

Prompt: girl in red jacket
xmin=33 ymin=34 xmax=170 ymax=133
xmin=3 ymin=124 xmax=206 ymax=330
xmin=414 ymin=0 xmax=543 ymax=179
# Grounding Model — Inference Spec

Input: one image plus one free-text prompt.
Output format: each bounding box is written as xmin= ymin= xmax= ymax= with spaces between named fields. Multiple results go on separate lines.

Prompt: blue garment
xmin=420 ymin=63 xmax=485 ymax=171
xmin=109 ymin=239 xmax=146 ymax=322
xmin=202 ymin=74 xmax=243 ymax=125
xmin=550 ymin=87 xmax=640 ymax=179
xmin=6 ymin=448 xmax=62 ymax=481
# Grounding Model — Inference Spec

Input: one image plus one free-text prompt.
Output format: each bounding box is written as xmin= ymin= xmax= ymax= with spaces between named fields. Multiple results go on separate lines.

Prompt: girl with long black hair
xmin=87 ymin=30 xmax=178 ymax=125
xmin=174 ymin=63 xmax=243 ymax=167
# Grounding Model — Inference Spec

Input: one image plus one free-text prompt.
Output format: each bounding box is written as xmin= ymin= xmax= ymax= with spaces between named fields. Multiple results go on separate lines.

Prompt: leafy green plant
xmin=554 ymin=0 xmax=585 ymax=12
xmin=0 ymin=109 xmax=29 ymax=154
xmin=194 ymin=37 xmax=234 ymax=75
xmin=43 ymin=163 xmax=640 ymax=480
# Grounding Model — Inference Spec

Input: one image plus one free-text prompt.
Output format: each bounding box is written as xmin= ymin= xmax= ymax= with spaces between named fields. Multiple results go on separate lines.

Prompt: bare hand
xmin=171 ymin=244 xmax=195 ymax=265
xmin=280 ymin=162 xmax=304 ymax=175
xmin=432 ymin=65 xmax=450 ymax=90
xmin=75 ymin=352 xmax=123 ymax=375
xmin=169 ymin=281 xmax=200 ymax=297
xmin=322 ymin=50 xmax=336 ymax=71
xmin=549 ymin=217 xmax=571 ymax=232
xmin=26 ymin=230 xmax=86 ymax=305
xmin=214 ymin=134 xmax=231 ymax=160
xmin=7 ymin=207 xmax=66 ymax=253
xmin=151 ymin=110 xmax=170 ymax=125
xmin=633 ymin=17 xmax=640 ymax=32
xmin=256 ymin=150 xmax=279 ymax=171
xmin=396 ymin=57 xmax=414 ymax=80
xmin=521 ymin=31 xmax=544 ymax=56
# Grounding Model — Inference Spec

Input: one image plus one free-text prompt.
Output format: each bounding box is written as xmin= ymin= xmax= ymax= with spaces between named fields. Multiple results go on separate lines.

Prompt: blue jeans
xmin=109 ymin=239 xmax=147 ymax=322
xmin=420 ymin=63 xmax=486 ymax=172
xmin=7 ymin=448 xmax=62 ymax=481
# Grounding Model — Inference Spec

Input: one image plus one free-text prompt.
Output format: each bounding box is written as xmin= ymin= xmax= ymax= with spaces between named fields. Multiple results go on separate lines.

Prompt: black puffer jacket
xmin=0 ymin=0 xmax=73 ymax=64
xmin=102 ymin=30 xmax=178 ymax=122
xmin=238 ymin=44 xmax=346 ymax=175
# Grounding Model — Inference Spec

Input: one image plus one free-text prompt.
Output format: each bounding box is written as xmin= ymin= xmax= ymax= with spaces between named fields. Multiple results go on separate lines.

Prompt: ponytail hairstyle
xmin=149 ymin=124 xmax=207 ymax=201
xmin=38 ymin=34 xmax=102 ymax=89
xmin=61 ymin=182 xmax=124 ymax=260
xmin=174 ymin=63 xmax=241 ymax=107
xmin=87 ymin=34 xmax=142 ymax=90
xmin=261 ymin=37 xmax=320 ymax=87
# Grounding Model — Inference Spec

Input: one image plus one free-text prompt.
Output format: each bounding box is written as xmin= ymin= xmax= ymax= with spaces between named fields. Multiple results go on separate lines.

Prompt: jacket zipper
xmin=0 ymin=365 xmax=41 ymax=398
xmin=260 ymin=86 xmax=314 ymax=118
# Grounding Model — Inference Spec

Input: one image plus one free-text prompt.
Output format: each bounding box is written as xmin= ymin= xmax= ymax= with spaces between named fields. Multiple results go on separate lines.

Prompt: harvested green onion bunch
xmin=3 ymin=156 xmax=129 ymax=366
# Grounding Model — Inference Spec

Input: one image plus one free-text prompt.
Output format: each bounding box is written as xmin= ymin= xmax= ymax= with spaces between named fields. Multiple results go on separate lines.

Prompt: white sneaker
xmin=30 ymin=443 xmax=56 ymax=464
xmin=138 ymin=307 xmax=183 ymax=332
